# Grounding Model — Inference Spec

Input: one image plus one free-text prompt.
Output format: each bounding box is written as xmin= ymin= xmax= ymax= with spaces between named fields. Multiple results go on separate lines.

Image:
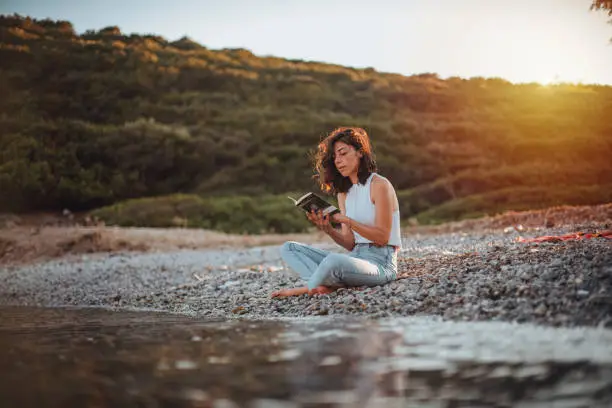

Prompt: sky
xmin=3 ymin=0 xmax=612 ymax=85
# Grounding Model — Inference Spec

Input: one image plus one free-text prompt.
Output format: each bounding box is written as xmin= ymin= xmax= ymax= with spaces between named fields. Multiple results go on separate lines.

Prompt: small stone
xmin=576 ymin=290 xmax=589 ymax=298
xmin=320 ymin=356 xmax=342 ymax=366
xmin=534 ymin=304 xmax=547 ymax=316
xmin=208 ymin=356 xmax=230 ymax=364
xmin=487 ymin=366 xmax=512 ymax=379
xmin=268 ymin=349 xmax=301 ymax=362
xmin=180 ymin=388 xmax=209 ymax=402
xmin=175 ymin=360 xmax=198 ymax=370
xmin=317 ymin=307 xmax=329 ymax=315
xmin=513 ymin=364 xmax=548 ymax=379
xmin=542 ymin=270 xmax=559 ymax=281
xmin=232 ymin=306 xmax=248 ymax=315
xmin=213 ymin=398 xmax=240 ymax=408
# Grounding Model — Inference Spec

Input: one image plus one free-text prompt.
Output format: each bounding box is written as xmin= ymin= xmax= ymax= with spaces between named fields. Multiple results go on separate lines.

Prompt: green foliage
xmin=591 ymin=0 xmax=612 ymax=41
xmin=91 ymin=193 xmax=312 ymax=234
xmin=397 ymin=162 xmax=612 ymax=219
xmin=0 ymin=116 xmax=212 ymax=210
xmin=591 ymin=0 xmax=612 ymax=15
xmin=1 ymin=14 xmax=611 ymax=230
xmin=414 ymin=184 xmax=612 ymax=224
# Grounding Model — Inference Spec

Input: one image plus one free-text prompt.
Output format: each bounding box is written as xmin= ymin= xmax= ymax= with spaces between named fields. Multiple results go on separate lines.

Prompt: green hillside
xmin=1 ymin=15 xmax=611 ymax=233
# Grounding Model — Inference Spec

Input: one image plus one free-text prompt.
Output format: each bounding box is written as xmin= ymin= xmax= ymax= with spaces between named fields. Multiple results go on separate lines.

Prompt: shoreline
xmin=1 ymin=218 xmax=610 ymax=329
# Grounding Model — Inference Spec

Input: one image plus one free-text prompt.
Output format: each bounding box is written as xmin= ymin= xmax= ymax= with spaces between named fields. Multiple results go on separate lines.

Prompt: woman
xmin=271 ymin=127 xmax=402 ymax=298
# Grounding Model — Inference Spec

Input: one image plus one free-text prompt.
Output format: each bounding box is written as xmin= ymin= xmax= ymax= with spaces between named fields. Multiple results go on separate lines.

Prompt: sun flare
xmin=538 ymin=75 xmax=561 ymax=86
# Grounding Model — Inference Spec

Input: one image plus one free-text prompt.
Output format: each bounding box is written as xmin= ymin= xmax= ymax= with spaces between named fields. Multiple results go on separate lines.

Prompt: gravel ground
xmin=1 ymin=223 xmax=610 ymax=328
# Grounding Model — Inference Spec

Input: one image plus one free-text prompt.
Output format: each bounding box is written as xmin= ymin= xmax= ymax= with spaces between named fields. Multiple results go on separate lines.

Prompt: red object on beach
xmin=516 ymin=230 xmax=612 ymax=243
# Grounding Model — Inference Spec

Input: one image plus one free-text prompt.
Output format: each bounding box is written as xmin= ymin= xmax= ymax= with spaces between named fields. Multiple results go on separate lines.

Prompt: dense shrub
xmin=415 ymin=185 xmax=612 ymax=224
xmin=90 ymin=193 xmax=315 ymax=234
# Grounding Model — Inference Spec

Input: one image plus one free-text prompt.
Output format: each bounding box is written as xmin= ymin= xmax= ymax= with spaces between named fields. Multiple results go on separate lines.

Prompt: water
xmin=1 ymin=306 xmax=611 ymax=408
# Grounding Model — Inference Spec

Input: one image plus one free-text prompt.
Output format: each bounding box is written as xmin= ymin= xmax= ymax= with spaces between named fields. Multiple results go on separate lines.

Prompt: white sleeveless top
xmin=345 ymin=173 xmax=402 ymax=248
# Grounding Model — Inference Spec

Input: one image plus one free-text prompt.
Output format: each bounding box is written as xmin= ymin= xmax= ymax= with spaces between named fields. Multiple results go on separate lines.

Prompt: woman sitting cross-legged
xmin=271 ymin=127 xmax=402 ymax=298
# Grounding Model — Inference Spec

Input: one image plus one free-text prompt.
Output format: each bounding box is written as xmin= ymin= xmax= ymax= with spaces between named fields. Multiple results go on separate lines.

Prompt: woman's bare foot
xmin=308 ymin=285 xmax=336 ymax=296
xmin=270 ymin=285 xmax=337 ymax=298
xmin=270 ymin=286 xmax=309 ymax=298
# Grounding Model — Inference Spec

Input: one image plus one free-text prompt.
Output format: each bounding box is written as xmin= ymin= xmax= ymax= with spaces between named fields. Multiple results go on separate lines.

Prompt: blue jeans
xmin=280 ymin=241 xmax=398 ymax=290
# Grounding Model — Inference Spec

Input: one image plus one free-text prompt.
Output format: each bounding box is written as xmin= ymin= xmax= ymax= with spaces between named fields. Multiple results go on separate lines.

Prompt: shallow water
xmin=1 ymin=306 xmax=611 ymax=408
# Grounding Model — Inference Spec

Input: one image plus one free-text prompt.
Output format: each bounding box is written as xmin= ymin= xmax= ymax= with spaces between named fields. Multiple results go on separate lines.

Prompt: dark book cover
xmin=288 ymin=192 xmax=340 ymax=216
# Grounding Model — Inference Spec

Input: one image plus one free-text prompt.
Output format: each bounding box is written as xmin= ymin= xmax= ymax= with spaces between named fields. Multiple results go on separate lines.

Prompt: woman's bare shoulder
xmin=371 ymin=174 xmax=398 ymax=209
xmin=371 ymin=174 xmax=393 ymax=191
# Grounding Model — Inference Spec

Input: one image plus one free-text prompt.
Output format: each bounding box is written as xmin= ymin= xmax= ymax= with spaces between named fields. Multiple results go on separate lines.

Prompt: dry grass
xmin=407 ymin=203 xmax=612 ymax=235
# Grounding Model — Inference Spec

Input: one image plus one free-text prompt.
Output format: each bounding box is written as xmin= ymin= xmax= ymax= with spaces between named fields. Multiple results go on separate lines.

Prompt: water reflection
xmin=0 ymin=306 xmax=611 ymax=407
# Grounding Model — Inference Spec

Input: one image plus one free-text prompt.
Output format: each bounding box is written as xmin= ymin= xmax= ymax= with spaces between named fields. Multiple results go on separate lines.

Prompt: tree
xmin=591 ymin=0 xmax=612 ymax=15
xmin=591 ymin=0 xmax=612 ymax=42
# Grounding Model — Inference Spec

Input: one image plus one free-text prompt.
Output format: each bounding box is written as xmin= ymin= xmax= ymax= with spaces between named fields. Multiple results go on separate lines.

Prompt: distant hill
xmin=1 ymin=15 xmax=611 ymax=232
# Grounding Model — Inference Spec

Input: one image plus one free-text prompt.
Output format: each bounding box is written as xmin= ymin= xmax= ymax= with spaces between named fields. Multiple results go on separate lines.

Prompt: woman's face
xmin=333 ymin=141 xmax=362 ymax=177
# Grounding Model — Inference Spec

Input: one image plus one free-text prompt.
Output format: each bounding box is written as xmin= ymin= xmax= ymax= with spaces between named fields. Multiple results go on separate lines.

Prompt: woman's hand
xmin=331 ymin=213 xmax=349 ymax=225
xmin=307 ymin=209 xmax=333 ymax=232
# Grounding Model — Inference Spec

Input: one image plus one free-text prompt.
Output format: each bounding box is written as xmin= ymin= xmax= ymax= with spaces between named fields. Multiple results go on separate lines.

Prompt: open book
xmin=288 ymin=192 xmax=340 ymax=217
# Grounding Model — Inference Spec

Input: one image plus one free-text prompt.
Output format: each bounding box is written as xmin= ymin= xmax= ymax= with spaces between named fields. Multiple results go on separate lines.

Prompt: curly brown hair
xmin=313 ymin=127 xmax=377 ymax=194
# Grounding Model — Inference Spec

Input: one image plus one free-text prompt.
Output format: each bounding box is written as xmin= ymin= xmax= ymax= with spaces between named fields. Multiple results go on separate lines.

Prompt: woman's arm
xmin=326 ymin=193 xmax=355 ymax=251
xmin=336 ymin=177 xmax=394 ymax=246
xmin=307 ymin=193 xmax=355 ymax=251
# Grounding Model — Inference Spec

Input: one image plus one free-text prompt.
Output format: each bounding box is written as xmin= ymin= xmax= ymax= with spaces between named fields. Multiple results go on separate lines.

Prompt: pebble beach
xmin=1 ymin=221 xmax=610 ymax=328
